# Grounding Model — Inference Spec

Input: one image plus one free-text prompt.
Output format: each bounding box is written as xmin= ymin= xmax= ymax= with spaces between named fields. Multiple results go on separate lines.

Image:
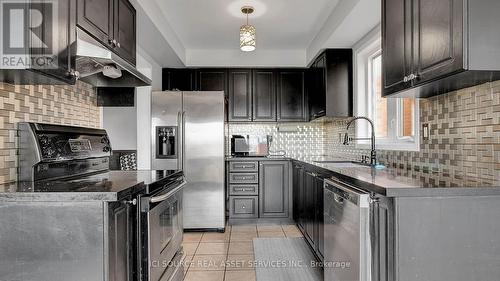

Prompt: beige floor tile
xmin=226 ymin=254 xmax=255 ymax=271
xmin=257 ymin=224 xmax=283 ymax=232
xmin=228 ymin=241 xmax=254 ymax=255
xmin=281 ymin=224 xmax=299 ymax=232
xmin=184 ymin=270 xmax=225 ymax=281
xmin=284 ymin=229 xmax=304 ymax=238
xmin=284 ymin=231 xmax=304 ymax=238
xmin=182 ymin=242 xmax=199 ymax=256
xmin=258 ymin=231 xmax=286 ymax=238
xmin=224 ymin=270 xmax=256 ymax=281
xmin=230 ymin=232 xmax=258 ymax=242
xmin=201 ymin=232 xmax=231 ymax=242
xmin=183 ymin=232 xmax=203 ymax=243
xmin=189 ymin=255 xmax=227 ymax=271
xmin=231 ymin=224 xmax=257 ymax=233
xmin=196 ymin=242 xmax=229 ymax=255
xmin=183 ymin=255 xmax=194 ymax=273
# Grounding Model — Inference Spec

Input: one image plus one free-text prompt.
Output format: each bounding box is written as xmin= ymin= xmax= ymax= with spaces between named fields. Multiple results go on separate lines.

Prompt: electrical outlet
xmin=422 ymin=123 xmax=429 ymax=140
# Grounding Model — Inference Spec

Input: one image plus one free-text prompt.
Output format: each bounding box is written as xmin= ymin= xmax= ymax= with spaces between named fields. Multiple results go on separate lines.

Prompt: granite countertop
xmin=226 ymin=155 xmax=500 ymax=197
xmin=293 ymin=156 xmax=500 ymax=197
xmin=0 ymin=170 xmax=182 ymax=202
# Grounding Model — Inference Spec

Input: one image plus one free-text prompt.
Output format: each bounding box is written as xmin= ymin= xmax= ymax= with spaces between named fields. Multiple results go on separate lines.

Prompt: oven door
xmin=144 ymin=180 xmax=185 ymax=281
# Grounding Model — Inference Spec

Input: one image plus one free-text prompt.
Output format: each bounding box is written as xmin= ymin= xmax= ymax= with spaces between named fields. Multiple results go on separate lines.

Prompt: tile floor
xmin=181 ymin=222 xmax=304 ymax=281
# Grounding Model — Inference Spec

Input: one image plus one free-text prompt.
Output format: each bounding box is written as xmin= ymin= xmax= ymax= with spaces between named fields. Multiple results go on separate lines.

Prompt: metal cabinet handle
xmin=241 ymin=205 xmax=246 ymax=209
xmin=122 ymin=198 xmax=137 ymax=205
xmin=403 ymin=76 xmax=409 ymax=83
xmin=67 ymin=69 xmax=80 ymax=80
xmin=116 ymin=42 xmax=121 ymax=48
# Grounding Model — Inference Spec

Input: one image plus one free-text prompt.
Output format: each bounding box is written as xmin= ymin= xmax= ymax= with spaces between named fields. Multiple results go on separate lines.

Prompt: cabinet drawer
xmin=229 ymin=184 xmax=258 ymax=196
xmin=229 ymin=161 xmax=259 ymax=172
xmin=229 ymin=173 xmax=259 ymax=184
xmin=229 ymin=196 xmax=258 ymax=218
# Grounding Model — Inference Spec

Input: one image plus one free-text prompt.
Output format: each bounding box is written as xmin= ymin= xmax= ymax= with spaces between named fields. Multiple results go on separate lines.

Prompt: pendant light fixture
xmin=240 ymin=6 xmax=256 ymax=52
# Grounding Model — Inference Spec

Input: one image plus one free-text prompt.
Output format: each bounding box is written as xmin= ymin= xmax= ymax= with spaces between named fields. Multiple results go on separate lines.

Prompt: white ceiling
xmin=155 ymin=0 xmax=340 ymax=50
xmin=135 ymin=0 xmax=381 ymax=67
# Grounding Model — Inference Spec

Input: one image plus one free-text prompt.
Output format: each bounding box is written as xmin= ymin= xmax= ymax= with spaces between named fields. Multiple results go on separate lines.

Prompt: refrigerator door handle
xmin=181 ymin=111 xmax=186 ymax=170
xmin=177 ymin=111 xmax=182 ymax=169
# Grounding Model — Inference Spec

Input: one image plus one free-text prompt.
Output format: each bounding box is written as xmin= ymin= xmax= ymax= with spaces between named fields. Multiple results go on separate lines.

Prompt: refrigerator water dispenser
xmin=155 ymin=126 xmax=177 ymax=158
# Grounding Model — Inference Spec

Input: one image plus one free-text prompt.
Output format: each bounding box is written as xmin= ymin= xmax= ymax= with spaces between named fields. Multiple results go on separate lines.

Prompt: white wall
xmin=103 ymin=106 xmax=137 ymax=150
xmin=135 ymin=46 xmax=163 ymax=170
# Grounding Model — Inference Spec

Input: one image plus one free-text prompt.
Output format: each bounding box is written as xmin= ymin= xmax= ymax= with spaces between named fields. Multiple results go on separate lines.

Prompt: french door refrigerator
xmin=152 ymin=91 xmax=225 ymax=231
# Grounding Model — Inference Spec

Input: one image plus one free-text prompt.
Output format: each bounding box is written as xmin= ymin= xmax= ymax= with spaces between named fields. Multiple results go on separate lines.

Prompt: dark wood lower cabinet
xmin=293 ymin=163 xmax=324 ymax=261
xmin=259 ymin=161 xmax=290 ymax=218
xmin=228 ymin=160 xmax=291 ymax=220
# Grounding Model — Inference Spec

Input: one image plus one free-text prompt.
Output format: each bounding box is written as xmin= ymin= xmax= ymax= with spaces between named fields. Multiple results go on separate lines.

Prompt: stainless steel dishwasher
xmin=324 ymin=178 xmax=371 ymax=281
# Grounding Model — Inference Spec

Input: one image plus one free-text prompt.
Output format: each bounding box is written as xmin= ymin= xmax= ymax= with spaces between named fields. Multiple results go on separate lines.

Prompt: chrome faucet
xmin=343 ymin=117 xmax=377 ymax=165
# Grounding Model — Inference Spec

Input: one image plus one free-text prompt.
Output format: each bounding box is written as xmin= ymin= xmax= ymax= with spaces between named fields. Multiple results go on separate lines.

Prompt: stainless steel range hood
xmin=75 ymin=28 xmax=151 ymax=87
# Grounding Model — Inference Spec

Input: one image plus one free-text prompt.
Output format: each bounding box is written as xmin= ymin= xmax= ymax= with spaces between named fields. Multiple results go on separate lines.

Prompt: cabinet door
xmin=252 ymin=70 xmax=276 ymax=122
xmin=292 ymin=164 xmax=303 ymax=223
xmin=325 ymin=50 xmax=353 ymax=117
xmin=297 ymin=168 xmax=307 ymax=232
xmin=259 ymin=161 xmax=289 ymax=218
xmin=315 ymin=176 xmax=324 ymax=260
xmin=370 ymin=196 xmax=395 ymax=281
xmin=162 ymin=69 xmax=195 ymax=91
xmin=30 ymin=0 xmax=76 ymax=84
xmin=304 ymin=172 xmax=316 ymax=247
xmin=228 ymin=70 xmax=252 ymax=122
xmin=113 ymin=0 xmax=136 ymax=65
xmin=382 ymin=0 xmax=412 ymax=96
xmin=413 ymin=0 xmax=464 ymax=85
xmin=277 ymin=70 xmax=307 ymax=122
xmin=309 ymin=55 xmax=326 ymax=120
xmin=108 ymin=200 xmax=133 ymax=281
xmin=196 ymin=69 xmax=228 ymax=92
xmin=77 ymin=0 xmax=114 ymax=46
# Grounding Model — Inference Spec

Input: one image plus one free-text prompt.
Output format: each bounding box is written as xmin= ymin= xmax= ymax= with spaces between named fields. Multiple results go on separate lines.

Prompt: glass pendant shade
xmin=240 ymin=24 xmax=256 ymax=52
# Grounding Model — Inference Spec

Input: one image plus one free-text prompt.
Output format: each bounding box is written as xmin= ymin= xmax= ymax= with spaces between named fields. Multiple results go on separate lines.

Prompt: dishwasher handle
xmin=324 ymin=177 xmax=369 ymax=208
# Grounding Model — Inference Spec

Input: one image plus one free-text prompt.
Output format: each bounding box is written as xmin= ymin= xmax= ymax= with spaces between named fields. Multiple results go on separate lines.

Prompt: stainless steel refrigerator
xmin=152 ymin=91 xmax=225 ymax=231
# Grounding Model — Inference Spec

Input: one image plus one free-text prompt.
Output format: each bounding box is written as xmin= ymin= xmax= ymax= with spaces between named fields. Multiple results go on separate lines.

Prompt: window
xmin=354 ymin=29 xmax=419 ymax=151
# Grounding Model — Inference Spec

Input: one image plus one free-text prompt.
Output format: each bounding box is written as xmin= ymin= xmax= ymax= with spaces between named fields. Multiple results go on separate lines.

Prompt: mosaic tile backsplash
xmin=226 ymin=122 xmax=325 ymax=158
xmin=0 ymin=81 xmax=101 ymax=184
xmin=227 ymin=81 xmax=500 ymax=182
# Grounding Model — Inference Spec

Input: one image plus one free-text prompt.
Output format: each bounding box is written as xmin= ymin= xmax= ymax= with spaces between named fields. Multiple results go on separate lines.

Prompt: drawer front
xmin=229 ymin=196 xmax=258 ymax=218
xmin=229 ymin=173 xmax=259 ymax=184
xmin=229 ymin=161 xmax=259 ymax=172
xmin=229 ymin=184 xmax=259 ymax=196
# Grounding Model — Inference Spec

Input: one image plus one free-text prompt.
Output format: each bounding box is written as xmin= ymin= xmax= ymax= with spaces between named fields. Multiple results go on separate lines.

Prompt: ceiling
xmin=155 ymin=0 xmax=340 ymax=50
xmin=135 ymin=0 xmax=381 ymax=67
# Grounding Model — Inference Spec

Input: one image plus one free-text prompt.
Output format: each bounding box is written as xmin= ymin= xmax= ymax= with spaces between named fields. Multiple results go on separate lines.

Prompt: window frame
xmin=353 ymin=27 xmax=420 ymax=152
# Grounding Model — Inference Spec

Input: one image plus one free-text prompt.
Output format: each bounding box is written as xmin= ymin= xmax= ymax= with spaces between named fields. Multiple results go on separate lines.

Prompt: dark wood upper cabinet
xmin=252 ymin=70 xmax=276 ymax=122
xmin=308 ymin=54 xmax=327 ymax=120
xmin=113 ymin=0 xmax=136 ymax=65
xmin=382 ymin=0 xmax=412 ymax=95
xmin=0 ymin=0 xmax=77 ymax=84
xmin=162 ymin=69 xmax=195 ymax=91
xmin=228 ymin=70 xmax=252 ymax=122
xmin=383 ymin=0 xmax=500 ymax=98
xmin=77 ymin=0 xmax=114 ymax=47
xmin=77 ymin=0 xmax=136 ymax=65
xmin=196 ymin=69 xmax=228 ymax=92
xmin=308 ymin=49 xmax=353 ymax=121
xmin=277 ymin=70 xmax=307 ymax=122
